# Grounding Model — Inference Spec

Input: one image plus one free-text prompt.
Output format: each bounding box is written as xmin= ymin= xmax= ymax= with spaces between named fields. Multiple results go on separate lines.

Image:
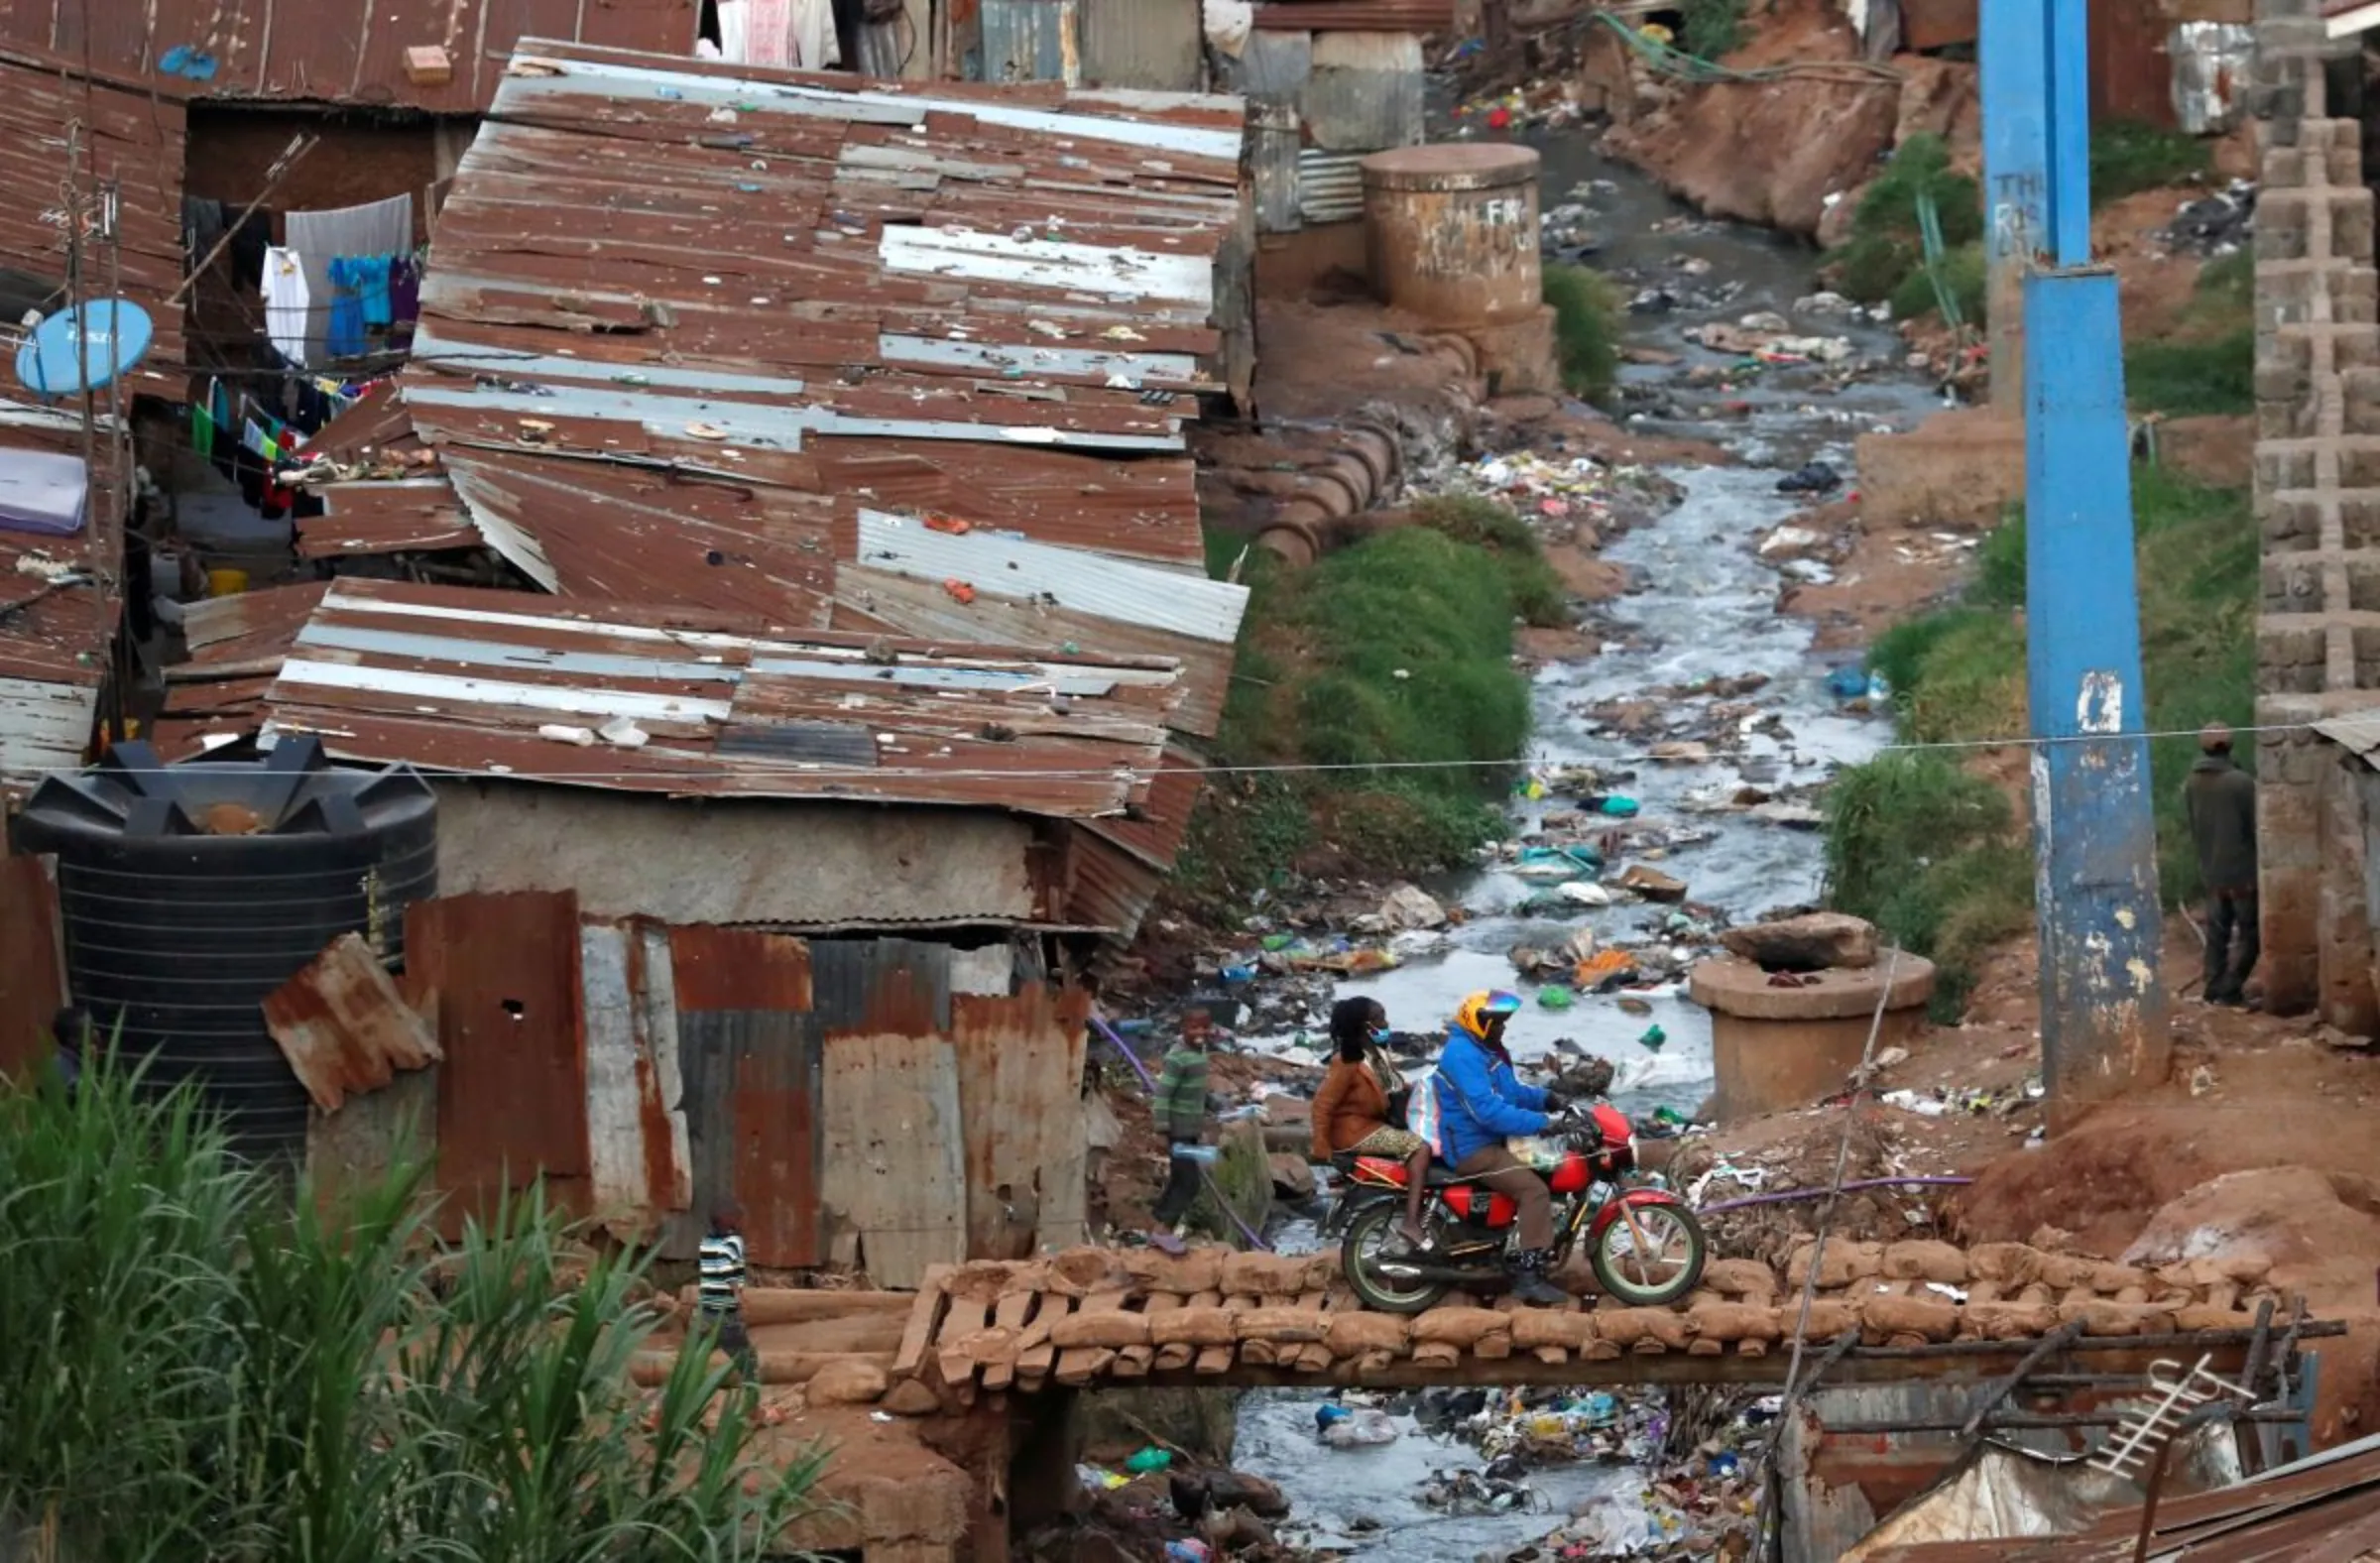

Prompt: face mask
xmin=1370 ymin=1026 xmax=1392 ymax=1045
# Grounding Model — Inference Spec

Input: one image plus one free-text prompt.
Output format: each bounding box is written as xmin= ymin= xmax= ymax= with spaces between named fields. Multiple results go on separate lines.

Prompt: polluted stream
xmin=1223 ymin=140 xmax=1944 ymax=1560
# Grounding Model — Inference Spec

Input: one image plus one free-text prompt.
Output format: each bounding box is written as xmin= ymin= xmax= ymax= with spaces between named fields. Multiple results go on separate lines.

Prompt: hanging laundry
xmin=322 ymin=257 xmax=371 ymax=360
xmin=191 ymin=389 xmax=215 ymax=461
xmin=262 ymin=247 xmax=310 ymax=367
xmin=739 ymin=0 xmax=795 ymax=64
xmin=390 ymin=254 xmax=422 ymax=324
xmin=787 ymin=0 xmax=838 ymax=68
xmin=348 ymin=255 xmax=396 ymax=327
xmin=286 ymin=196 xmax=412 ymax=366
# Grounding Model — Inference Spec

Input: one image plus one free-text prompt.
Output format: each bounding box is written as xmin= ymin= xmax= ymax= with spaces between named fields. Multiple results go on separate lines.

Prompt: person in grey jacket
xmin=2183 ymin=722 xmax=2259 ymax=1007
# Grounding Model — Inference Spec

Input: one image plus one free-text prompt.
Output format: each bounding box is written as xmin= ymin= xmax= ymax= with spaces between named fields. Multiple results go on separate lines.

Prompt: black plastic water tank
xmin=12 ymin=737 xmax=437 ymax=1158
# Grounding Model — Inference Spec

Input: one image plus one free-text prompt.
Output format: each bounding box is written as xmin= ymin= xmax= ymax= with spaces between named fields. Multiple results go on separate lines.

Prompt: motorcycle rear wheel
xmin=1589 ymin=1201 xmax=1707 ymax=1307
xmin=1340 ymin=1200 xmax=1454 ymax=1314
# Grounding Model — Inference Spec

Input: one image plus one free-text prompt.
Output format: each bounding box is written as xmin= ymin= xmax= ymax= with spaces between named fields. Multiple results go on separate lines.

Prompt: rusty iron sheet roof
xmin=262 ymin=930 xmax=443 ymax=1114
xmin=0 ymin=0 xmax=698 ymax=112
xmin=299 ymin=481 xmax=480 ymax=558
xmin=179 ymin=576 xmax=1184 ymax=818
xmin=359 ymin=41 xmax=1248 ymax=743
xmin=0 ymin=50 xmax=187 ymax=381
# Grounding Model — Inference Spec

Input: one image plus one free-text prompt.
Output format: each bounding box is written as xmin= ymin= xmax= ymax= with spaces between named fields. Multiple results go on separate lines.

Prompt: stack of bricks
xmin=2252 ymin=0 xmax=2380 ymax=1020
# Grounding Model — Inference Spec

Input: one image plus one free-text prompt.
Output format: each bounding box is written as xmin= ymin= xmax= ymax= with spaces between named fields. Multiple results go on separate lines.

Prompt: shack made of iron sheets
xmin=312 ymin=893 xmax=1091 ymax=1285
xmin=370 ymin=42 xmax=1252 ymax=743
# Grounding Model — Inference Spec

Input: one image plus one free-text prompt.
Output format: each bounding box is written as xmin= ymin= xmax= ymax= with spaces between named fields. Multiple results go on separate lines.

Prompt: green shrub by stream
xmin=1825 ymin=465 xmax=2255 ymax=1013
xmin=1174 ymin=522 xmax=1547 ymax=913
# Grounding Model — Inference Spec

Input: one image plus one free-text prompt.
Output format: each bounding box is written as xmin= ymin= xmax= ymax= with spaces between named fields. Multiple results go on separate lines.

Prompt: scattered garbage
xmin=1637 ymin=1024 xmax=1668 ymax=1051
xmin=1774 ymin=460 xmax=1843 ymax=496
xmin=1315 ymin=1403 xmax=1401 ymax=1448
xmin=1126 ymin=1447 xmax=1174 ymax=1475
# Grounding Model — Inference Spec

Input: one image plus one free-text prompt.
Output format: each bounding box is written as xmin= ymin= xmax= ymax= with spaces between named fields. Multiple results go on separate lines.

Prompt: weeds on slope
xmin=1825 ymin=465 xmax=2254 ymax=1007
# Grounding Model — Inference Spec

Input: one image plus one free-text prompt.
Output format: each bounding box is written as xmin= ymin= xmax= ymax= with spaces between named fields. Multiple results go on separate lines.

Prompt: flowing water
xmin=1227 ymin=136 xmax=1944 ymax=1559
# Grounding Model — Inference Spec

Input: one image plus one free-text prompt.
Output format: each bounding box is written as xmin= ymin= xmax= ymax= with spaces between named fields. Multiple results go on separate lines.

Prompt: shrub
xmin=1831 ymin=135 xmax=1983 ymax=307
xmin=1678 ymin=0 xmax=1748 ymax=59
xmin=1543 ymin=263 xmax=1622 ymax=404
xmin=1411 ymin=493 xmax=1572 ymax=628
xmin=1888 ymin=240 xmax=1988 ymax=328
xmin=2090 ymin=120 xmax=2212 ymax=204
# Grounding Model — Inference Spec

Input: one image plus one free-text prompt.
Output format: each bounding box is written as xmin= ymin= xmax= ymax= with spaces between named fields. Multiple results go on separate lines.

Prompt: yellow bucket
xmin=206 ymin=567 xmax=249 ymax=597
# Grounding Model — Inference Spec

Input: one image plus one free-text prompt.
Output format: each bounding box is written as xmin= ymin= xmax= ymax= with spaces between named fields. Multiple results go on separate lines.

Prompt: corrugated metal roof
xmin=0 ymin=0 xmax=698 ymax=112
xmin=1250 ymin=1 xmax=1454 ymax=29
xmin=163 ymin=576 xmax=1183 ymax=820
xmin=1864 ymin=1445 xmax=2380 ymax=1562
xmin=2316 ymin=713 xmax=2380 ymax=761
xmin=325 ymin=41 xmax=1251 ymax=756
xmin=0 ymin=50 xmax=186 ymax=380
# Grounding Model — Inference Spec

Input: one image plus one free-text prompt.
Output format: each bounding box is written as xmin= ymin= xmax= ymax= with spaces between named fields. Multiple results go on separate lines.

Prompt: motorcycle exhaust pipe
xmin=1367 ymin=1261 xmax=1498 ymax=1285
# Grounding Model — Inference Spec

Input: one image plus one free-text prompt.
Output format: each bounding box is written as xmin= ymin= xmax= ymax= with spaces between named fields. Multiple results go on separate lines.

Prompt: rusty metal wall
xmin=1080 ymin=0 xmax=1203 ymax=89
xmin=410 ymin=892 xmax=591 ymax=1222
xmin=1300 ymin=31 xmax=1424 ymax=153
xmin=821 ymin=1028 xmax=965 ymax=1286
xmin=978 ymin=0 xmax=1081 ymax=82
xmin=679 ymin=1010 xmax=825 ymax=1267
xmin=0 ymin=854 xmax=64 ymax=1077
xmin=952 ymin=984 xmax=1092 ymax=1258
xmin=580 ymin=920 xmax=690 ymax=1248
xmin=812 ymin=937 xmax=953 ymax=1035
xmin=2089 ymin=0 xmax=2177 ymax=128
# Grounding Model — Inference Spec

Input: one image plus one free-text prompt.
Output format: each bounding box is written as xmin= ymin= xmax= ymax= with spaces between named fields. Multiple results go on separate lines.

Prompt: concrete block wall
xmin=2254 ymin=0 xmax=2380 ymax=1015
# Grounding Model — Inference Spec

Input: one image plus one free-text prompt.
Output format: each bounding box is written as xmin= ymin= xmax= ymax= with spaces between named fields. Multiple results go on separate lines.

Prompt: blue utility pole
xmin=1986 ymin=0 xmax=2170 ymax=1110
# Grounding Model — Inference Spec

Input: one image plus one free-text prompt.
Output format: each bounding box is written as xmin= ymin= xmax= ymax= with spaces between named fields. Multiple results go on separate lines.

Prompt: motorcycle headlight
xmin=1626 ymin=1133 xmax=1638 ymax=1161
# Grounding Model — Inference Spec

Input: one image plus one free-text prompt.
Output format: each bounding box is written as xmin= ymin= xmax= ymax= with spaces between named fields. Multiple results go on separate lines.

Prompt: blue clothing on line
xmin=322 ymin=257 xmax=373 ymax=358
xmin=1426 ymin=1026 xmax=1550 ymax=1166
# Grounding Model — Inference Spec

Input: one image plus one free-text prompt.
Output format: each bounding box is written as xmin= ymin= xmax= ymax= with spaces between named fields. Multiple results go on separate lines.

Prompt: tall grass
xmin=0 ymin=1057 xmax=820 ymax=1562
xmin=1830 ymin=135 xmax=1983 ymax=308
xmin=2090 ymin=120 xmax=2212 ymax=204
xmin=1825 ymin=464 xmax=2256 ymax=1009
xmin=2127 ymin=247 xmax=2254 ymax=418
xmin=1543 ymin=264 xmax=1622 ymax=405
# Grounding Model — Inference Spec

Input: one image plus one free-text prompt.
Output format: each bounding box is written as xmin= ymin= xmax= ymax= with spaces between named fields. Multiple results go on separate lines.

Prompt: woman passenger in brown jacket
xmin=1310 ymin=996 xmax=1431 ymax=1247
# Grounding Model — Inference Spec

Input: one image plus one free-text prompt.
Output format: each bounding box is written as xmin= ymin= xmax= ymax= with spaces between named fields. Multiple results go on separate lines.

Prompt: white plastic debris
xmin=598 ymin=716 xmax=650 ymax=750
xmin=537 ymin=724 xmax=597 ymax=747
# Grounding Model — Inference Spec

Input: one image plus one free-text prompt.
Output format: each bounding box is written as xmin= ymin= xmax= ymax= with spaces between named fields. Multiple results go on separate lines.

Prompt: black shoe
xmin=1508 ymin=1249 xmax=1568 ymax=1306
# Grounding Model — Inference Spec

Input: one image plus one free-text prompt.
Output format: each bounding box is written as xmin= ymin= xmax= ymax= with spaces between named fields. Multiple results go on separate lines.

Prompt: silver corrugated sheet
xmin=1080 ymin=0 xmax=1203 ymax=90
xmin=1253 ymin=102 xmax=1304 ymax=233
xmin=2170 ymin=22 xmax=2256 ymax=137
xmin=0 ymin=675 xmax=96 ymax=793
xmin=979 ymin=0 xmax=1083 ymax=83
xmin=1222 ymin=27 xmax=1313 ymax=100
xmin=1297 ymin=149 xmax=1368 ymax=226
xmin=855 ymin=509 xmax=1250 ymax=643
xmin=1299 ymin=31 xmax=1424 ymax=154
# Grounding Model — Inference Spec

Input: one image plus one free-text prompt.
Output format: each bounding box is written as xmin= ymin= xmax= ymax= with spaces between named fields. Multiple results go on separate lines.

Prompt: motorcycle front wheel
xmin=1589 ymin=1200 xmax=1708 ymax=1307
xmin=1340 ymin=1200 xmax=1454 ymax=1314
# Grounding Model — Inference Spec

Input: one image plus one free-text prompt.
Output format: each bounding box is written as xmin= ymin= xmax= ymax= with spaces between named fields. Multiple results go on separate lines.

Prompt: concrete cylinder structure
xmin=1360 ymin=144 xmax=1543 ymax=327
xmin=1689 ymin=954 xmax=1938 ymax=1123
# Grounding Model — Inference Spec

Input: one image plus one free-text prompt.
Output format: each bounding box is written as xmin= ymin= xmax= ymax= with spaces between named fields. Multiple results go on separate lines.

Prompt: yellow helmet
xmin=1453 ymin=989 xmax=1523 ymax=1042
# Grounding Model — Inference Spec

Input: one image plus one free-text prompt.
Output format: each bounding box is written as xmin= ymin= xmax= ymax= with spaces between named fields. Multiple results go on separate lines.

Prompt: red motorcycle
xmin=1327 ymin=1102 xmax=1707 ymax=1313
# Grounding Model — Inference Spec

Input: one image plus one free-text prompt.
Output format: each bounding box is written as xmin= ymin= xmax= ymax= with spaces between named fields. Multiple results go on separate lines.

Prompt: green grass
xmin=1544 ymin=263 xmax=1623 ymax=404
xmin=0 ymin=1055 xmax=818 ymax=1561
xmin=1829 ymin=135 xmax=1985 ymax=310
xmin=1410 ymin=492 xmax=1571 ymax=627
xmin=1826 ymin=464 xmax=2255 ymax=1009
xmin=2126 ymin=239 xmax=2253 ymax=418
xmin=1888 ymin=240 xmax=1987 ymax=329
xmin=1169 ymin=525 xmax=1535 ymax=914
xmin=1677 ymin=0 xmax=1747 ymax=59
xmin=2091 ymin=120 xmax=2213 ymax=204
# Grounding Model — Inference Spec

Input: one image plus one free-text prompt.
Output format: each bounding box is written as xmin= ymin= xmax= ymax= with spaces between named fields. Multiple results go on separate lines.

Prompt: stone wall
xmin=2253 ymin=0 xmax=2378 ymax=1015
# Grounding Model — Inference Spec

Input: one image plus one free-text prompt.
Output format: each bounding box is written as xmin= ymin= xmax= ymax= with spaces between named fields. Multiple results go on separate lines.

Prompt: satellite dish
xmin=16 ymin=300 xmax=154 ymax=397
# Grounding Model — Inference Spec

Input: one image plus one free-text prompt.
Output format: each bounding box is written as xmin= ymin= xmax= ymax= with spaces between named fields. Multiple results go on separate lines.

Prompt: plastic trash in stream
xmin=1126 ymin=1447 xmax=1173 ymax=1475
xmin=1315 ymin=1403 xmax=1400 ymax=1448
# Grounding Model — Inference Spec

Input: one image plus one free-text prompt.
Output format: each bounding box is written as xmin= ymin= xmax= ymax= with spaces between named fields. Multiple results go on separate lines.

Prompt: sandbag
xmin=1511 ymin=1310 xmax=1600 ymax=1351
xmin=1960 ymin=1302 xmax=2059 ymax=1341
xmin=1597 ymin=1307 xmax=1693 ymax=1351
xmin=1410 ymin=1307 xmax=1511 ymax=1349
xmin=1787 ymin=1239 xmax=1882 ymax=1290
xmin=1689 ymin=1301 xmax=1783 ymax=1344
xmin=1967 ymin=1243 xmax=2046 ymax=1286
xmin=1148 ymin=1307 xmax=1238 ymax=1348
xmin=1861 ymin=1295 xmax=1959 ymax=1343
xmin=1049 ymin=1311 xmax=1150 ymax=1349
xmin=1234 ymin=1307 xmax=1331 ymax=1345
xmin=1222 ymin=1253 xmax=1314 ymax=1296
xmin=1702 ymin=1258 xmax=1782 ymax=1299
xmin=2058 ymin=1300 xmax=2175 ymax=1338
xmin=1326 ymin=1313 xmax=1411 ymax=1357
xmin=1883 ymin=1241 xmax=1969 ymax=1285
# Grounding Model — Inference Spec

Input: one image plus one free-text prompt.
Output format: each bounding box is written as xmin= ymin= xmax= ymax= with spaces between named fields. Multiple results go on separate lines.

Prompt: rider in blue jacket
xmin=1429 ymin=990 xmax=1568 ymax=1304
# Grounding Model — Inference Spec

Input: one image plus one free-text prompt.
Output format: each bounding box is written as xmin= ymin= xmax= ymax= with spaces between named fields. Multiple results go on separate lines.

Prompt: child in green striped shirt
xmin=1149 ymin=1008 xmax=1214 ymax=1231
